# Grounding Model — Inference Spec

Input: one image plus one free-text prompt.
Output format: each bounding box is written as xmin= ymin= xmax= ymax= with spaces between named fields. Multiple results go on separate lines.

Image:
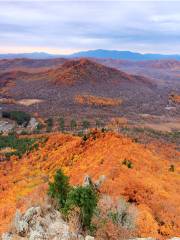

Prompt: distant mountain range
xmin=0 ymin=49 xmax=180 ymax=61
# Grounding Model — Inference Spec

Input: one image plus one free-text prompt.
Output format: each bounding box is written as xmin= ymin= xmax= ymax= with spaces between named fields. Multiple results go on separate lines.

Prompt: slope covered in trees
xmin=0 ymin=131 xmax=179 ymax=238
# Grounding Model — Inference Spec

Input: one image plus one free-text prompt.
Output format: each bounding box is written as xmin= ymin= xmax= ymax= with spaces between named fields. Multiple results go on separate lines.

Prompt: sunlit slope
xmin=0 ymin=132 xmax=179 ymax=238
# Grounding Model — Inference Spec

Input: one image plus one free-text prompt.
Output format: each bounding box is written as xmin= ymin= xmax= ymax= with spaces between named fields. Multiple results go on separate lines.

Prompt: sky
xmin=0 ymin=0 xmax=180 ymax=55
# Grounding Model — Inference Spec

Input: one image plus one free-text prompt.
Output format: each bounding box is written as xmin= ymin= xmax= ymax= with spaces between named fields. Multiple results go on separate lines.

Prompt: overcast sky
xmin=0 ymin=1 xmax=179 ymax=54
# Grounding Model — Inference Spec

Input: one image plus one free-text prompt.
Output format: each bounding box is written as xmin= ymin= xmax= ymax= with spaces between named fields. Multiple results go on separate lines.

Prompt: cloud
xmin=0 ymin=1 xmax=179 ymax=54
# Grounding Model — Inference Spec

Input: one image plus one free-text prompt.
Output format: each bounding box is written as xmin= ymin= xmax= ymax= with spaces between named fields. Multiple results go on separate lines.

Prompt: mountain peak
xmin=46 ymin=58 xmax=152 ymax=87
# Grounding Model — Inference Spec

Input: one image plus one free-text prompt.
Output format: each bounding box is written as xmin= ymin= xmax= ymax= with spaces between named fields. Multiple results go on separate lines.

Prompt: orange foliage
xmin=75 ymin=95 xmax=122 ymax=106
xmin=0 ymin=132 xmax=179 ymax=238
xmin=170 ymin=94 xmax=180 ymax=104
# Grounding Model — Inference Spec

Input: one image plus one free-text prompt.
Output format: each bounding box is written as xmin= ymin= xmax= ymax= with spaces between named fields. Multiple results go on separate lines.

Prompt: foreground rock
xmin=1 ymin=205 xmax=88 ymax=240
xmin=1 ymin=204 xmax=179 ymax=240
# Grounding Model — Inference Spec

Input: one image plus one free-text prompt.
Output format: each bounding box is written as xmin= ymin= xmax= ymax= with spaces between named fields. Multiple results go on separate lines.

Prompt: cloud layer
xmin=0 ymin=1 xmax=179 ymax=54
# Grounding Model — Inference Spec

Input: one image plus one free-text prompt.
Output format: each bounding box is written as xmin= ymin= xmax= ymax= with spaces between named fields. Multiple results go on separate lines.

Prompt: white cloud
xmin=0 ymin=1 xmax=179 ymax=54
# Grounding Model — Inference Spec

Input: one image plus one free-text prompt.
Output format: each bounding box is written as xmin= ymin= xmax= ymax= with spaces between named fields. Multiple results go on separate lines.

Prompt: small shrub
xmin=21 ymin=130 xmax=29 ymax=135
xmin=108 ymin=198 xmax=137 ymax=230
xmin=34 ymin=123 xmax=44 ymax=133
xmin=37 ymin=123 xmax=43 ymax=130
xmin=101 ymin=128 xmax=107 ymax=133
xmin=82 ymin=135 xmax=88 ymax=141
xmin=70 ymin=119 xmax=77 ymax=131
xmin=48 ymin=169 xmax=71 ymax=209
xmin=59 ymin=117 xmax=65 ymax=132
xmin=122 ymin=159 xmax=133 ymax=169
xmin=77 ymin=131 xmax=83 ymax=137
xmin=96 ymin=119 xmax=103 ymax=129
xmin=46 ymin=118 xmax=53 ymax=132
xmin=169 ymin=164 xmax=175 ymax=172
xmin=82 ymin=132 xmax=96 ymax=142
xmin=133 ymin=138 xmax=138 ymax=143
xmin=92 ymin=195 xmax=136 ymax=239
xmin=64 ymin=185 xmax=98 ymax=229
xmin=82 ymin=120 xmax=90 ymax=130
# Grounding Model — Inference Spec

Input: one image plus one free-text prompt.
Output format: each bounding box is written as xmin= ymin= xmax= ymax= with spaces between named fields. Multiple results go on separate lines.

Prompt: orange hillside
xmin=0 ymin=132 xmax=179 ymax=238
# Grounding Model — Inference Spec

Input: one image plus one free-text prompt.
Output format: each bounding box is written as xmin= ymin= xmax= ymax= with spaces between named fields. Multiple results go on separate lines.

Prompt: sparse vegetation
xmin=120 ymin=126 xmax=180 ymax=144
xmin=34 ymin=123 xmax=44 ymax=133
xmin=77 ymin=131 xmax=84 ymax=137
xmin=59 ymin=117 xmax=65 ymax=132
xmin=92 ymin=195 xmax=137 ymax=239
xmin=82 ymin=131 xmax=97 ymax=142
xmin=101 ymin=127 xmax=108 ymax=133
xmin=96 ymin=119 xmax=103 ymax=129
xmin=82 ymin=120 xmax=90 ymax=130
xmin=169 ymin=164 xmax=175 ymax=172
xmin=82 ymin=134 xmax=88 ymax=141
xmin=70 ymin=119 xmax=77 ymax=131
xmin=46 ymin=118 xmax=53 ymax=132
xmin=122 ymin=159 xmax=133 ymax=169
xmin=108 ymin=198 xmax=137 ymax=229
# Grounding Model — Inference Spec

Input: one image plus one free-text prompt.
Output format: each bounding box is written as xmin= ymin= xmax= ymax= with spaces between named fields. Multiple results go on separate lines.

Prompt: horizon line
xmin=0 ymin=49 xmax=180 ymax=56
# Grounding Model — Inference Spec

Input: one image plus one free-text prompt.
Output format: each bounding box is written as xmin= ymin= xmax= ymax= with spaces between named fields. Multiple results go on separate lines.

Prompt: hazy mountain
xmin=70 ymin=49 xmax=180 ymax=61
xmin=0 ymin=52 xmax=62 ymax=59
xmin=0 ymin=49 xmax=180 ymax=61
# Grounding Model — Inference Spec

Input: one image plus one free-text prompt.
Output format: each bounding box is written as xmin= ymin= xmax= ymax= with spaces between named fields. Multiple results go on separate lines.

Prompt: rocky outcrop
xmin=1 ymin=205 xmax=88 ymax=240
xmin=82 ymin=175 xmax=106 ymax=191
xmin=1 ymin=204 xmax=179 ymax=240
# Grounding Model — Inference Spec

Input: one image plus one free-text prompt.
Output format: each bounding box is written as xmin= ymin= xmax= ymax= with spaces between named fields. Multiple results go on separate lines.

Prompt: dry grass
xmin=143 ymin=122 xmax=180 ymax=132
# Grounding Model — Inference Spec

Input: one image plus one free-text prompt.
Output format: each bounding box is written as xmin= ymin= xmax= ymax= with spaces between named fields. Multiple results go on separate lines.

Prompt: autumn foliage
xmin=170 ymin=94 xmax=180 ymax=104
xmin=75 ymin=94 xmax=122 ymax=107
xmin=0 ymin=131 xmax=179 ymax=238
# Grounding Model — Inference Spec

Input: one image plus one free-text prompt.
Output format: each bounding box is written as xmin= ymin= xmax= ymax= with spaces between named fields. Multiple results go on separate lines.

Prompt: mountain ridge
xmin=1 ymin=49 xmax=180 ymax=61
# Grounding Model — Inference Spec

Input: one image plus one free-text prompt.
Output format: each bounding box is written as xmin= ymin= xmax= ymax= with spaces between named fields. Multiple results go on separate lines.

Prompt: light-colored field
xmin=143 ymin=121 xmax=180 ymax=132
xmin=138 ymin=114 xmax=180 ymax=132
xmin=17 ymin=99 xmax=44 ymax=106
